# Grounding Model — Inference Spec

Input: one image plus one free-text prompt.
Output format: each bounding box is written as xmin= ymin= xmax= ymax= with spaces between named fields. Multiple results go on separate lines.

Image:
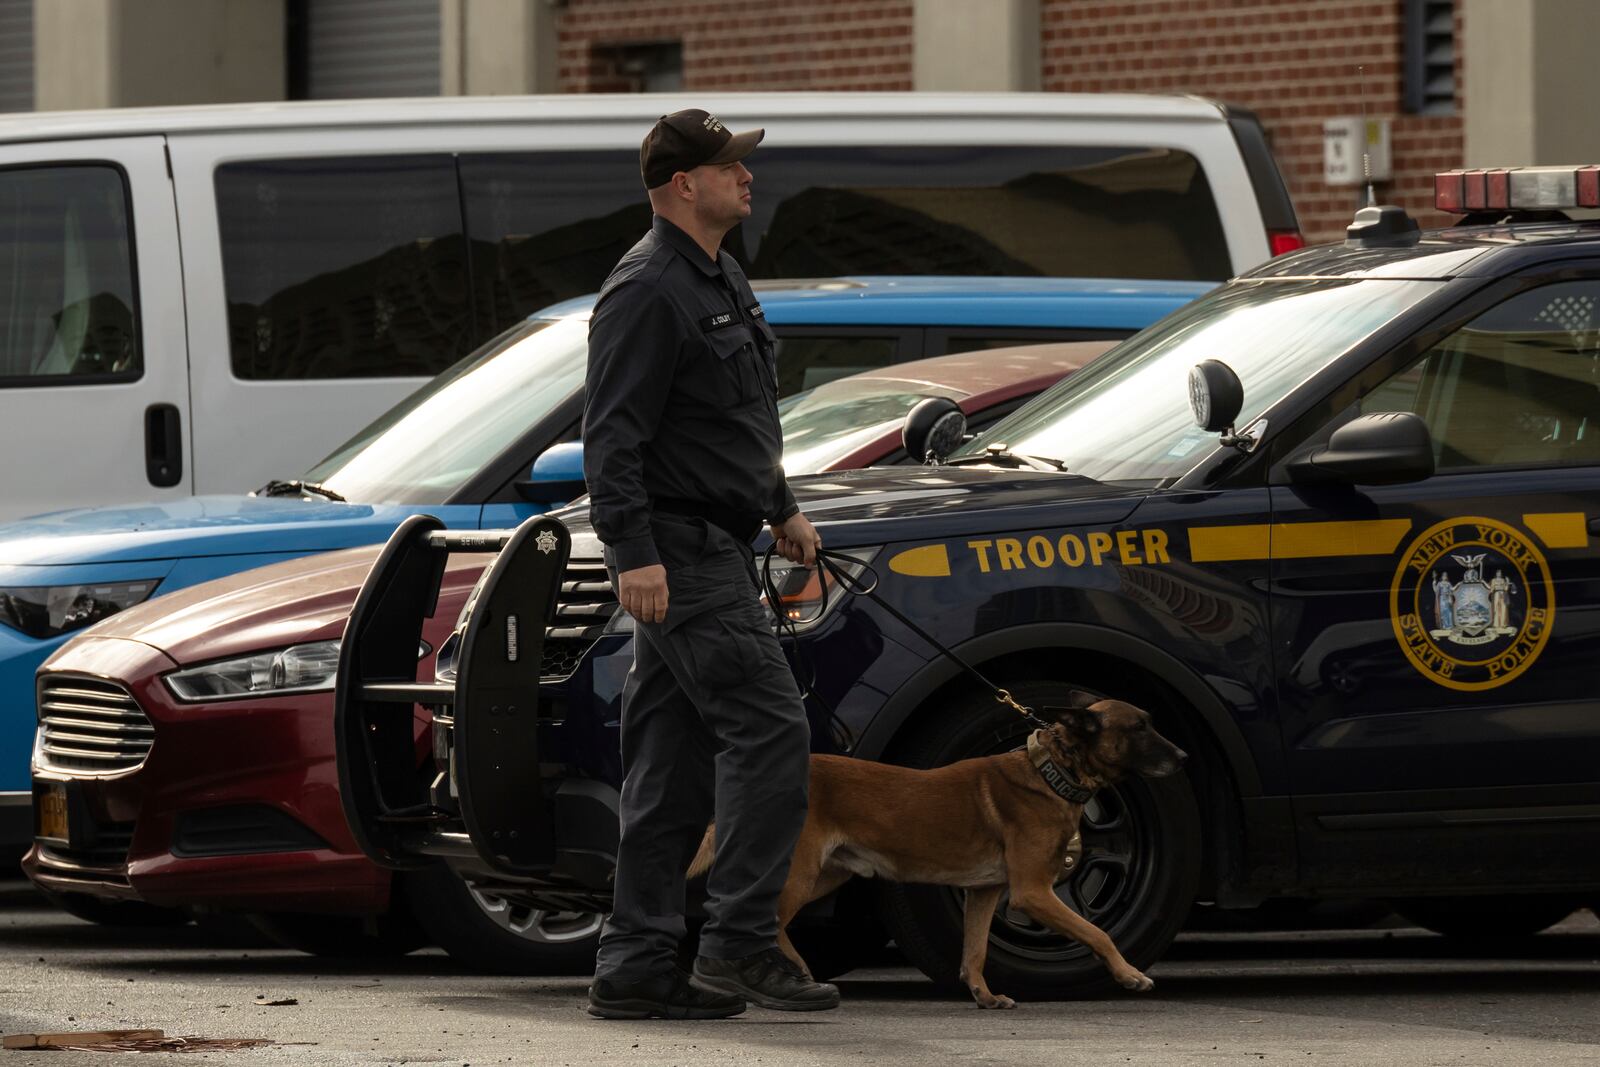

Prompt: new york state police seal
xmin=1390 ymin=515 xmax=1554 ymax=691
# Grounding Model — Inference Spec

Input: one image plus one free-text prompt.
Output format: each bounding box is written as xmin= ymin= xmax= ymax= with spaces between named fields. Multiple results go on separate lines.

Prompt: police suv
xmin=339 ymin=170 xmax=1600 ymax=997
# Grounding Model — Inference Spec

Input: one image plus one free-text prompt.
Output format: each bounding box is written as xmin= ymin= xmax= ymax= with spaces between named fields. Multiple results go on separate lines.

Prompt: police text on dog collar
xmin=1026 ymin=733 xmax=1095 ymax=804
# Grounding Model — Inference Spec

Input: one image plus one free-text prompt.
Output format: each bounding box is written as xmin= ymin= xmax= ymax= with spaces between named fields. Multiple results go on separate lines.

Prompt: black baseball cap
xmin=640 ymin=109 xmax=764 ymax=189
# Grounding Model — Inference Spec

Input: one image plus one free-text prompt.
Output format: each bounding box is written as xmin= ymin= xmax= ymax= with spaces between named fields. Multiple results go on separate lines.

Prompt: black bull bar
xmin=333 ymin=514 xmax=620 ymax=909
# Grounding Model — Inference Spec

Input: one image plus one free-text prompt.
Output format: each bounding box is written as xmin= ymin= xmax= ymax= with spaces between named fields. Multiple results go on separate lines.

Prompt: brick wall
xmin=556 ymin=0 xmax=914 ymax=93
xmin=1041 ymin=0 xmax=1464 ymax=243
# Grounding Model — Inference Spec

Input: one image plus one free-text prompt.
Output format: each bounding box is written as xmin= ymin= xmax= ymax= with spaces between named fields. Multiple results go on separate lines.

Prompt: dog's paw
xmin=1116 ymin=970 xmax=1154 ymax=992
xmin=973 ymin=992 xmax=1016 ymax=1010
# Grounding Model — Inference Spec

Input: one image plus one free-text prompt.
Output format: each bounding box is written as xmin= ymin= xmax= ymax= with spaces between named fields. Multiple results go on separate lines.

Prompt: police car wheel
xmin=401 ymin=864 xmax=601 ymax=975
xmin=877 ymin=679 xmax=1201 ymax=999
xmin=247 ymin=909 xmax=430 ymax=958
xmin=1391 ymin=895 xmax=1579 ymax=939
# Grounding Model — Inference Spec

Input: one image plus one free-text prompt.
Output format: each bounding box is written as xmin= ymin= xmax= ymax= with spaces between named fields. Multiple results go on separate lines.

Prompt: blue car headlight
xmin=0 ymin=580 xmax=161 ymax=639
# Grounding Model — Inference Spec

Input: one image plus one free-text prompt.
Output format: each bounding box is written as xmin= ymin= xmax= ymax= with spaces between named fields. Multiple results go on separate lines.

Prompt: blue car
xmin=0 ymin=276 xmax=1210 ymax=842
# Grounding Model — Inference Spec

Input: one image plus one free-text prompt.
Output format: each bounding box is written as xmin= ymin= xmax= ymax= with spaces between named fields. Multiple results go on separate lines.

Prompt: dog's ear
xmin=1061 ymin=689 xmax=1102 ymax=711
xmin=1045 ymin=706 xmax=1102 ymax=739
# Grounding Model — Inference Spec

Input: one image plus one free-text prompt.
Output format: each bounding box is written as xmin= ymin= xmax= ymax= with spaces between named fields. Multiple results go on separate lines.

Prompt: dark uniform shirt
xmin=583 ymin=215 xmax=798 ymax=572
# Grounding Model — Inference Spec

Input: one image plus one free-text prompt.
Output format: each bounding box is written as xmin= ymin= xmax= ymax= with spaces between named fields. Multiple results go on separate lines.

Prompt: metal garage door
xmin=0 ymin=0 xmax=31 ymax=113
xmin=300 ymin=0 xmax=441 ymax=99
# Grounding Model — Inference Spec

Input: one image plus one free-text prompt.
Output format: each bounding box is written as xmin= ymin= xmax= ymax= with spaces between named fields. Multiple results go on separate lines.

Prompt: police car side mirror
xmin=515 ymin=440 xmax=587 ymax=503
xmin=903 ymin=396 xmax=967 ymax=465
xmin=1188 ymin=360 xmax=1243 ymax=433
xmin=1189 ymin=360 xmax=1261 ymax=452
xmin=1287 ymin=411 xmax=1435 ymax=485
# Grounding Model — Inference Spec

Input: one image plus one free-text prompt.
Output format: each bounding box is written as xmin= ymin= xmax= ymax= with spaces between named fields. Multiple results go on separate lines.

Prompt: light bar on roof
xmin=1436 ymin=165 xmax=1600 ymax=213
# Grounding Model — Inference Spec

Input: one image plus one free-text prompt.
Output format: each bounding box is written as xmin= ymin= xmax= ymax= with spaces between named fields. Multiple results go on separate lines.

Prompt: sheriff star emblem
xmin=535 ymin=529 xmax=558 ymax=555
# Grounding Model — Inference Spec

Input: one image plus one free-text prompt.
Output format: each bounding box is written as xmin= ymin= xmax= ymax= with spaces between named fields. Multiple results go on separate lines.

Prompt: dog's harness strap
xmin=761 ymin=545 xmax=1052 ymax=740
xmin=1026 ymin=734 xmax=1096 ymax=804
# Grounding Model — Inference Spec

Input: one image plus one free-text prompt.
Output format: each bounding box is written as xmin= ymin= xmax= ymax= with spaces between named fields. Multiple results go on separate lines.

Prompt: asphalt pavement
xmin=0 ymin=874 xmax=1596 ymax=1067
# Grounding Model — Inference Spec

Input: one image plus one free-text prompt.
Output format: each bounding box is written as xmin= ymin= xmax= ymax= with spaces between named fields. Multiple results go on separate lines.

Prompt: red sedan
xmin=25 ymin=341 xmax=1112 ymax=968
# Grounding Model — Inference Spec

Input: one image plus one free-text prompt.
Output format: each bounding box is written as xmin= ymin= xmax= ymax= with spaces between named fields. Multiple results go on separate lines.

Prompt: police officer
xmin=582 ymin=110 xmax=839 ymax=1020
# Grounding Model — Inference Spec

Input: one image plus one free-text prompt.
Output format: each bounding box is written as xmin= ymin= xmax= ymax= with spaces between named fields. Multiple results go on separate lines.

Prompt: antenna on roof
xmin=1358 ymin=64 xmax=1375 ymax=207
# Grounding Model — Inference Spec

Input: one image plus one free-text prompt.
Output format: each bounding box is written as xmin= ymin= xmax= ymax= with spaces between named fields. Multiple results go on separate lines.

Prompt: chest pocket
xmin=706 ymin=324 xmax=763 ymax=407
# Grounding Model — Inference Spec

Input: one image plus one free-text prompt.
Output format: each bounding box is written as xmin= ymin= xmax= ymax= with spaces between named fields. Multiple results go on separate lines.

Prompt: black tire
xmin=403 ymin=864 xmax=601 ymax=975
xmin=52 ymin=893 xmax=190 ymax=928
xmin=1392 ymin=895 xmax=1578 ymax=939
xmin=877 ymin=679 xmax=1201 ymax=1000
xmin=247 ymin=909 xmax=429 ymax=958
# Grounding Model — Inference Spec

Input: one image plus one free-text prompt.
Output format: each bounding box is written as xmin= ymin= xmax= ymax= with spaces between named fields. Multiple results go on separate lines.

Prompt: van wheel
xmin=403 ymin=864 xmax=601 ymax=975
xmin=51 ymin=894 xmax=190 ymax=928
xmin=247 ymin=910 xmax=429 ymax=958
xmin=1392 ymin=896 xmax=1578 ymax=939
xmin=877 ymin=679 xmax=1201 ymax=1000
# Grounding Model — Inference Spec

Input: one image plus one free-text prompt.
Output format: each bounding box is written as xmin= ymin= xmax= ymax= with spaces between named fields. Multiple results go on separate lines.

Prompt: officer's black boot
xmin=692 ymin=948 xmax=842 ymax=1011
xmin=587 ymin=968 xmax=746 ymax=1020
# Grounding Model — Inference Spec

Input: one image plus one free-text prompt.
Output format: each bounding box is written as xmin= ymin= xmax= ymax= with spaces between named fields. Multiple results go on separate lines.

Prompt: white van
xmin=0 ymin=92 xmax=1298 ymax=522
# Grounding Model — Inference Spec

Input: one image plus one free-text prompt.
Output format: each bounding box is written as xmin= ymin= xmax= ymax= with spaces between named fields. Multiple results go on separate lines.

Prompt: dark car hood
xmin=782 ymin=466 xmax=1147 ymax=542
xmin=546 ymin=468 xmax=1146 ymax=549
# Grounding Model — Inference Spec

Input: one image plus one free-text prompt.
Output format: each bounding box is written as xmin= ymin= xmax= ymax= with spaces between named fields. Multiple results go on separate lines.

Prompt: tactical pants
xmin=594 ymin=514 xmax=811 ymax=979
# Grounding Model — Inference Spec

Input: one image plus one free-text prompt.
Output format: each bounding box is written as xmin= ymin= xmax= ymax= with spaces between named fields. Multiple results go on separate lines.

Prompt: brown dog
xmin=691 ymin=692 xmax=1186 ymax=1007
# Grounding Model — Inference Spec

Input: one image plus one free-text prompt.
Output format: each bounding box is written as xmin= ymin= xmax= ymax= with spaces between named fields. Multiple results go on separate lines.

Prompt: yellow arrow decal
xmin=889 ymin=544 xmax=951 ymax=577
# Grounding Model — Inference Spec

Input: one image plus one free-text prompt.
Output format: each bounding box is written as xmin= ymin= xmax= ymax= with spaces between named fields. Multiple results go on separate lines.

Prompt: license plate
xmin=36 ymin=783 xmax=69 ymax=843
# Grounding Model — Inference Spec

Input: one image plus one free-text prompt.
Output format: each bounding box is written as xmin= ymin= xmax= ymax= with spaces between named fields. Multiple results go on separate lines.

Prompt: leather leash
xmin=760 ymin=544 xmax=1054 ymax=751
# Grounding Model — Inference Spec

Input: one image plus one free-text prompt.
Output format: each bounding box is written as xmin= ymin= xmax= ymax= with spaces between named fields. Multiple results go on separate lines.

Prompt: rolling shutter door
xmin=0 ymin=0 xmax=32 ymax=113
xmin=303 ymin=0 xmax=441 ymax=99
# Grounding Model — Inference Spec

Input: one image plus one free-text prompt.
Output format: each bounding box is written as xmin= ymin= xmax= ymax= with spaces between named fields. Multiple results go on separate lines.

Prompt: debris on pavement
xmin=4 ymin=1030 xmax=280 ymax=1053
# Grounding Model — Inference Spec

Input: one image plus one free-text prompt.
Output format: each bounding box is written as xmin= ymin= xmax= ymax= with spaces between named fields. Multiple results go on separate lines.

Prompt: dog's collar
xmin=1026 ymin=734 xmax=1095 ymax=804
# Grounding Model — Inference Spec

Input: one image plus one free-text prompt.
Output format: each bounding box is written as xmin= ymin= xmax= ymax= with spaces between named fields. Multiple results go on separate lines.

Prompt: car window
xmin=935 ymin=329 xmax=1128 ymax=357
xmin=772 ymin=334 xmax=906 ymax=393
xmin=740 ymin=145 xmax=1231 ymax=282
xmin=216 ymin=155 xmax=470 ymax=380
xmin=302 ymin=317 xmax=587 ymax=503
xmin=961 ymin=278 xmax=1447 ymax=485
xmin=1362 ymin=280 xmax=1600 ymax=470
xmin=0 ymin=165 xmax=139 ymax=383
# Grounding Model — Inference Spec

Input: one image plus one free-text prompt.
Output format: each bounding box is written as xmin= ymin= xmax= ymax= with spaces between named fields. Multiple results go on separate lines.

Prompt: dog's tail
xmin=686 ymin=823 xmax=716 ymax=879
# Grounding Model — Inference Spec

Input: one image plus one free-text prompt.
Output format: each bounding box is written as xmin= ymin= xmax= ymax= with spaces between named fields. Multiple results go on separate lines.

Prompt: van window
xmin=741 ymin=146 xmax=1230 ymax=283
xmin=216 ymin=155 xmax=470 ymax=380
xmin=459 ymin=152 xmax=650 ymax=339
xmin=0 ymin=165 xmax=140 ymax=383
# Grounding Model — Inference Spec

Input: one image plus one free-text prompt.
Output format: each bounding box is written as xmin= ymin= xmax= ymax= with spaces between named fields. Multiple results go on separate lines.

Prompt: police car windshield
xmin=302 ymin=317 xmax=588 ymax=503
xmin=780 ymin=379 xmax=965 ymax=475
xmin=955 ymin=278 xmax=1445 ymax=485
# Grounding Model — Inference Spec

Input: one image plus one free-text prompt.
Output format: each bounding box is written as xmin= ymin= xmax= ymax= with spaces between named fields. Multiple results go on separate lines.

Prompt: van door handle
xmin=144 ymin=403 xmax=183 ymax=488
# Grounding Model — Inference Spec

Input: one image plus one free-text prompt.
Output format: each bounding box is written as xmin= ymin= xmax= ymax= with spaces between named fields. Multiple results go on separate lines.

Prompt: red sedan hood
xmin=79 ymin=544 xmax=490 ymax=666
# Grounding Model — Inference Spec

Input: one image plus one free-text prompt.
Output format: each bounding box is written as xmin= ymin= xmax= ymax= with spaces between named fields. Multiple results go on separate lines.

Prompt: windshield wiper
xmin=256 ymin=479 xmax=348 ymax=503
xmin=945 ymin=447 xmax=1068 ymax=472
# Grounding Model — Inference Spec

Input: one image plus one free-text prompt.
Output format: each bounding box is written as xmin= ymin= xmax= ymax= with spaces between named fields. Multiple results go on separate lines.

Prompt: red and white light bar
xmin=1436 ymin=165 xmax=1600 ymax=213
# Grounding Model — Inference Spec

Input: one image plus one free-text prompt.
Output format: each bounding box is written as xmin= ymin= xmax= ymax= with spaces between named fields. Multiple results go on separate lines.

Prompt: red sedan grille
xmin=36 ymin=675 xmax=155 ymax=775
